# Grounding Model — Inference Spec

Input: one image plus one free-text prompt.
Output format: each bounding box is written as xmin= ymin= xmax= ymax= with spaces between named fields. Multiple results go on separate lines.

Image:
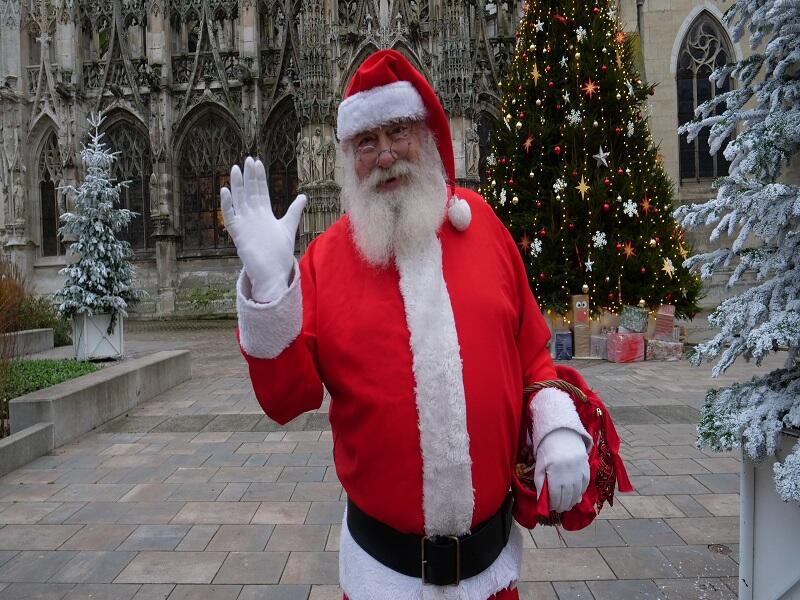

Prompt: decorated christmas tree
xmin=676 ymin=0 xmax=799 ymax=501
xmin=54 ymin=114 xmax=143 ymax=332
xmin=484 ymin=0 xmax=701 ymax=317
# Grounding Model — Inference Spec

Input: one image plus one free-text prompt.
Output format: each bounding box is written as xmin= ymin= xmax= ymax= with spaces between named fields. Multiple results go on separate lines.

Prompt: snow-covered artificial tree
xmin=675 ymin=0 xmax=799 ymax=501
xmin=54 ymin=113 xmax=144 ymax=333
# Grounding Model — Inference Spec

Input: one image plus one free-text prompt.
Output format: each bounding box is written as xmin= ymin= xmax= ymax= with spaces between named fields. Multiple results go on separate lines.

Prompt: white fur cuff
xmin=337 ymin=81 xmax=427 ymax=140
xmin=530 ymin=388 xmax=593 ymax=455
xmin=236 ymin=263 xmax=302 ymax=359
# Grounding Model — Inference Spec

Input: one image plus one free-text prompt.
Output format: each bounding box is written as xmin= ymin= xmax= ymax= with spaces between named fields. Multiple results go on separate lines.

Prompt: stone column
xmin=0 ymin=0 xmax=23 ymax=85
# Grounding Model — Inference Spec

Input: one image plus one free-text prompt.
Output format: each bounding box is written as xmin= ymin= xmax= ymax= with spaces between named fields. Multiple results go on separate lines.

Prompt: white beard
xmin=339 ymin=133 xmax=447 ymax=268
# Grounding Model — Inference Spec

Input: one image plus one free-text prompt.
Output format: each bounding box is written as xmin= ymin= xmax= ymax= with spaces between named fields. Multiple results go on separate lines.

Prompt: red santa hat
xmin=336 ymin=49 xmax=471 ymax=231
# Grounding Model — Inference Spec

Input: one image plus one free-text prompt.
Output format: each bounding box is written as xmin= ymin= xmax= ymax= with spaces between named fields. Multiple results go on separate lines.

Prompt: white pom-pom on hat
xmin=448 ymin=195 xmax=471 ymax=232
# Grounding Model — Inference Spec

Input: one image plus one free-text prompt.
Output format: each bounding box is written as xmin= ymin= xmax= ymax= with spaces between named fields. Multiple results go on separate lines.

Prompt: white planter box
xmin=72 ymin=313 xmax=123 ymax=361
xmin=739 ymin=430 xmax=800 ymax=600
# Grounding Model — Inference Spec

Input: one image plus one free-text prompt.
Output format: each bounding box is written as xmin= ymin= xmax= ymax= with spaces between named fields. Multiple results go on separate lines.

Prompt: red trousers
xmin=344 ymin=587 xmax=518 ymax=599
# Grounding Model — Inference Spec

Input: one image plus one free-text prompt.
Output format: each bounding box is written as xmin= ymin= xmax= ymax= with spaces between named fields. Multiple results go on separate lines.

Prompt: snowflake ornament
xmin=626 ymin=120 xmax=635 ymax=137
xmin=592 ymin=231 xmax=607 ymax=248
xmin=566 ymin=109 xmax=582 ymax=126
xmin=622 ymin=199 xmax=638 ymax=217
xmin=530 ymin=238 xmax=543 ymax=257
xmin=487 ymin=153 xmax=496 ymax=166
xmin=575 ymin=26 xmax=586 ymax=42
xmin=499 ymin=189 xmax=507 ymax=205
xmin=553 ymin=178 xmax=567 ymax=193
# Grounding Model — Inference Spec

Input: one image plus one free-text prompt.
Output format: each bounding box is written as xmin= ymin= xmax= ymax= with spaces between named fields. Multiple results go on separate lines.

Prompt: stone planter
xmin=72 ymin=313 xmax=123 ymax=361
xmin=739 ymin=428 xmax=800 ymax=599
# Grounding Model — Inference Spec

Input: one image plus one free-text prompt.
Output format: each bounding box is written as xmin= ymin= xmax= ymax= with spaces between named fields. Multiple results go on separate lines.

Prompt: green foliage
xmin=17 ymin=296 xmax=72 ymax=346
xmin=2 ymin=359 xmax=99 ymax=400
xmin=484 ymin=0 xmax=701 ymax=317
xmin=185 ymin=286 xmax=232 ymax=310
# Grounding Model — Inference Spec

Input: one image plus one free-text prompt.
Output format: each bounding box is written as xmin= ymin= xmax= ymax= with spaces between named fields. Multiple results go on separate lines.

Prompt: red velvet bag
xmin=512 ymin=365 xmax=633 ymax=531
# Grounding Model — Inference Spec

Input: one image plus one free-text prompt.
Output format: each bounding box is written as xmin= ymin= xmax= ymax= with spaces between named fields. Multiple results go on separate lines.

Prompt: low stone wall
xmin=8 ymin=349 xmax=191 ymax=448
xmin=0 ymin=423 xmax=54 ymax=477
xmin=1 ymin=328 xmax=54 ymax=356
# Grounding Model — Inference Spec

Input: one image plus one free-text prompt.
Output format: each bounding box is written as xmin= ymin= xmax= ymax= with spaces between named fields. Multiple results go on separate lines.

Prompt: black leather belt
xmin=346 ymin=493 xmax=513 ymax=586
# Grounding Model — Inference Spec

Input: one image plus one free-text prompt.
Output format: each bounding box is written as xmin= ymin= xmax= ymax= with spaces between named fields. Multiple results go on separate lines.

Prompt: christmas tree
xmin=676 ymin=0 xmax=799 ymax=501
xmin=484 ymin=0 xmax=701 ymax=317
xmin=54 ymin=114 xmax=144 ymax=331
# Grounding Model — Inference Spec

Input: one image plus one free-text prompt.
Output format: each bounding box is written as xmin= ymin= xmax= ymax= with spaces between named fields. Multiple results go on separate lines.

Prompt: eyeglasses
xmin=354 ymin=124 xmax=412 ymax=169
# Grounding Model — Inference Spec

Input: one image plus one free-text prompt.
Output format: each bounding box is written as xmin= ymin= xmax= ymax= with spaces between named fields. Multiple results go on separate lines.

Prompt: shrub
xmin=17 ymin=296 xmax=72 ymax=346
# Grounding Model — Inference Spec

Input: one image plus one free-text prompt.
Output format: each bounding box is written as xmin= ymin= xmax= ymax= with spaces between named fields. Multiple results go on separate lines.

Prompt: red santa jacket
xmin=236 ymin=189 xmax=589 ymax=598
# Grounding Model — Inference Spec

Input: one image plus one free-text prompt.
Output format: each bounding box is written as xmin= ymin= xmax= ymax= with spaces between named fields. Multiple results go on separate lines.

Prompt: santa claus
xmin=223 ymin=50 xmax=592 ymax=600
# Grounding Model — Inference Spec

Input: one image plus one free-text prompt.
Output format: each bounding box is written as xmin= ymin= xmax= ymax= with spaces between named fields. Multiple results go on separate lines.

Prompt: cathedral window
xmin=260 ymin=105 xmax=300 ymax=220
xmin=38 ymin=131 xmax=64 ymax=257
xmin=179 ymin=113 xmax=243 ymax=251
xmin=677 ymin=13 xmax=733 ymax=182
xmin=476 ymin=111 xmax=499 ymax=188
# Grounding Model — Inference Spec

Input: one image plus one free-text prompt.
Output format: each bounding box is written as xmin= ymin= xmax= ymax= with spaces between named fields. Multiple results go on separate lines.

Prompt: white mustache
xmin=365 ymin=160 xmax=414 ymax=191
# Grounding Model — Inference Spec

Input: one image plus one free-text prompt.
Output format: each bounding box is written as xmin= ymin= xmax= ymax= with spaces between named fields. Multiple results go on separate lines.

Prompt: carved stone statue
xmin=296 ymin=133 xmax=310 ymax=184
xmin=310 ymin=127 xmax=323 ymax=183
xmin=465 ymin=123 xmax=480 ymax=177
xmin=12 ymin=171 xmax=26 ymax=223
xmin=323 ymin=140 xmax=336 ymax=182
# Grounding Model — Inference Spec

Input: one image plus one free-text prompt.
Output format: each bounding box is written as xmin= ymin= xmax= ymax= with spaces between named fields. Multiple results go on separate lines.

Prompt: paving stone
xmin=216 ymin=483 xmax=249 ymax=502
xmin=616 ymin=495 xmax=685 ymax=518
xmin=151 ymin=416 xmax=215 ymax=433
xmin=115 ymin=551 xmax=227 ymax=584
xmin=658 ymin=544 xmax=738 ymax=578
xmin=530 ymin=525 xmax=567 ymax=549
xmin=629 ymin=460 xmax=666 ymax=476
xmin=694 ymin=458 xmax=741 ymax=473
xmin=280 ymin=551 xmax=339 ymax=584
xmin=520 ymin=548 xmax=615 ymax=581
xmin=0 ymin=524 xmax=82 ymax=550
xmin=241 ymin=484 xmax=297 ymax=502
xmin=164 ymin=468 xmax=219 ymax=484
xmin=326 ymin=525 xmax=340 ymax=552
xmin=0 ymin=583 xmax=74 ymax=599
xmin=0 ymin=551 xmax=18 ymax=567
xmin=59 ymin=524 xmax=137 ymax=551
xmin=666 ymin=494 xmax=713 ymax=517
xmin=277 ymin=467 xmax=326 ymax=483
xmin=252 ymin=502 xmax=310 ymax=525
xmin=0 ymin=502 xmax=60 ymax=524
xmin=308 ymin=585 xmax=342 ymax=600
xmin=117 ymin=502 xmax=183 ymax=524
xmin=630 ymin=475 xmax=711 ymax=496
xmin=290 ymin=483 xmax=343 ymax=502
xmin=54 ymin=470 xmax=114 ymax=485
xmin=305 ymin=502 xmax=345 ymax=525
xmin=202 ymin=415 xmax=261 ymax=432
xmin=653 ymin=445 xmax=706 ymax=459
xmin=237 ymin=585 xmax=311 ymax=600
xmin=0 ymin=550 xmax=77 ymax=581
xmin=599 ymin=546 xmax=680 ymax=578
xmin=654 ymin=577 xmax=736 ymax=599
xmin=559 ymin=520 xmax=625 ymax=547
xmin=167 ymin=483 xmax=227 ymax=501
xmin=0 ymin=484 xmax=66 ymax=502
xmin=39 ymin=503 xmax=87 ymax=524
xmin=650 ymin=459 xmax=710 ymax=475
xmin=666 ymin=517 xmax=739 ymax=545
xmin=210 ymin=467 xmax=283 ymax=483
xmin=610 ymin=518 xmax=685 ymax=546
xmin=129 ymin=584 xmax=174 ymax=600
xmin=49 ymin=485 xmax=135 ymax=503
xmin=692 ymin=473 xmax=740 ymax=494
xmin=692 ymin=494 xmax=740 ymax=517
xmin=266 ymin=524 xmax=329 ymax=551
xmin=587 ymin=579 xmax=662 ymax=599
xmin=161 ymin=584 xmax=241 ymax=600
xmin=118 ymin=525 xmax=192 ymax=551
xmin=174 ymin=525 xmax=218 ymax=551
xmin=171 ymin=502 xmax=259 ymax=524
xmin=236 ymin=442 xmax=298 ymax=454
xmin=65 ymin=502 xmax=133 ymax=524
xmin=212 ymin=552 xmax=288 ymax=584
xmin=50 ymin=550 xmax=136 ymax=583
xmin=550 ymin=581 xmax=592 ymax=599
xmin=206 ymin=525 xmax=273 ymax=551
xmin=607 ymin=407 xmax=666 ymax=425
xmin=646 ymin=405 xmax=701 ymax=424
xmin=61 ymin=583 xmax=142 ymax=599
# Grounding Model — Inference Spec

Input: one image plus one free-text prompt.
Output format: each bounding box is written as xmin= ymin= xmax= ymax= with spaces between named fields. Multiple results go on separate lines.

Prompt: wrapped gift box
xmin=653 ymin=305 xmax=676 ymax=341
xmin=553 ymin=330 xmax=573 ymax=360
xmin=573 ymin=323 xmax=591 ymax=358
xmin=607 ymin=332 xmax=645 ymax=363
xmin=620 ymin=305 xmax=649 ymax=333
xmin=591 ymin=334 xmax=608 ymax=360
xmin=646 ymin=338 xmax=683 ymax=361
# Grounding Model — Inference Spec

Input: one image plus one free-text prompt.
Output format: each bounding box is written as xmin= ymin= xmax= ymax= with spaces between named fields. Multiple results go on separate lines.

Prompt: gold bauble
xmin=515 ymin=121 xmax=523 ymax=129
xmin=575 ymin=52 xmax=581 ymax=59
xmin=511 ymin=196 xmax=519 ymax=205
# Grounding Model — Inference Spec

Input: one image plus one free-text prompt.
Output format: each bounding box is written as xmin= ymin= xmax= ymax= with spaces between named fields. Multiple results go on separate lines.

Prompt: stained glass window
xmin=39 ymin=131 xmax=64 ymax=257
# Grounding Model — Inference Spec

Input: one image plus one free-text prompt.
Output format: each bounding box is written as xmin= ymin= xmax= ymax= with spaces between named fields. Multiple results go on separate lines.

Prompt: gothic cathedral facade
xmin=0 ymin=0 xmax=741 ymax=315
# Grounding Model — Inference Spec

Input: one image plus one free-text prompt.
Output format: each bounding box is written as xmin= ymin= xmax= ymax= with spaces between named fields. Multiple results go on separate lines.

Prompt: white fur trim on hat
xmin=447 ymin=195 xmax=471 ymax=231
xmin=529 ymin=387 xmax=593 ymax=455
xmin=337 ymin=81 xmax=427 ymax=140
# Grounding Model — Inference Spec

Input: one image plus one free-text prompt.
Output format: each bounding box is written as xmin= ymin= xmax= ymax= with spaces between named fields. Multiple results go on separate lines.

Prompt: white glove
xmin=221 ymin=156 xmax=306 ymax=303
xmin=533 ymin=427 xmax=590 ymax=513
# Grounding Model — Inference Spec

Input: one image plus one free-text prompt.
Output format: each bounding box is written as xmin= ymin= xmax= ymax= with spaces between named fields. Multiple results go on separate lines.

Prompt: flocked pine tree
xmin=54 ymin=113 xmax=143 ymax=332
xmin=676 ymin=0 xmax=800 ymax=501
xmin=484 ymin=0 xmax=702 ymax=317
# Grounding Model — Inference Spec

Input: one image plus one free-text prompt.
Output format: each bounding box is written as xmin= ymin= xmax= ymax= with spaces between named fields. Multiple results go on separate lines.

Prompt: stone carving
xmin=296 ymin=133 xmax=310 ymax=184
xmin=12 ymin=168 xmax=26 ymax=223
xmin=310 ymin=127 xmax=323 ymax=183
xmin=465 ymin=122 xmax=480 ymax=177
xmin=323 ymin=140 xmax=335 ymax=182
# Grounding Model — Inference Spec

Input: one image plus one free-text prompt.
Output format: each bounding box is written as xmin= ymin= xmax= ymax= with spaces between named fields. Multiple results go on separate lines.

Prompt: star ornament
xmin=519 ymin=233 xmax=532 ymax=251
xmin=534 ymin=19 xmax=544 ymax=32
xmin=532 ymin=63 xmax=541 ymax=86
xmin=585 ymin=257 xmax=594 ymax=272
xmin=614 ymin=30 xmax=627 ymax=44
xmin=593 ymin=145 xmax=609 ymax=167
xmin=582 ymin=78 xmax=599 ymax=99
xmin=662 ymin=257 xmax=676 ymax=278
xmin=575 ymin=175 xmax=590 ymax=200
xmin=622 ymin=241 xmax=636 ymax=260
xmin=640 ymin=194 xmax=652 ymax=215
xmin=523 ymin=134 xmax=534 ymax=153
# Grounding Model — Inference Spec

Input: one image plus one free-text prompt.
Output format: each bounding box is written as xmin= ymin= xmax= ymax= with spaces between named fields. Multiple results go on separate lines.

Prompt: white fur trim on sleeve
xmin=236 ymin=263 xmax=302 ymax=359
xmin=337 ymin=81 xmax=427 ymax=140
xmin=530 ymin=388 xmax=593 ymax=454
xmin=339 ymin=504 xmax=523 ymax=600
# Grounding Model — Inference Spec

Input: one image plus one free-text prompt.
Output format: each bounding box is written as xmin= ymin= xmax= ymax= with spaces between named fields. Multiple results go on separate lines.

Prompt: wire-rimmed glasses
xmin=354 ymin=124 xmax=412 ymax=169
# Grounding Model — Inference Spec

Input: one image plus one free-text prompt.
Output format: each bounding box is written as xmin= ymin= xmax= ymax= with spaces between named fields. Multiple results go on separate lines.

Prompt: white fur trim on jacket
xmin=447 ymin=196 xmax=472 ymax=232
xmin=337 ymin=81 xmax=427 ymax=140
xmin=395 ymin=236 xmax=474 ymax=537
xmin=530 ymin=388 xmax=593 ymax=455
xmin=339 ymin=505 xmax=523 ymax=600
xmin=236 ymin=263 xmax=302 ymax=359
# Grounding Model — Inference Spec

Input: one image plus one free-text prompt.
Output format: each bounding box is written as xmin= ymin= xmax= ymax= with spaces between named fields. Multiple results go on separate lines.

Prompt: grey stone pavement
xmin=0 ymin=319 xmax=785 ymax=600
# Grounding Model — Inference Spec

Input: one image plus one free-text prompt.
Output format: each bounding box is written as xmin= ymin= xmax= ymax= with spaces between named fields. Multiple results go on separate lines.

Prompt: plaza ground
xmin=0 ymin=319 xmax=781 ymax=599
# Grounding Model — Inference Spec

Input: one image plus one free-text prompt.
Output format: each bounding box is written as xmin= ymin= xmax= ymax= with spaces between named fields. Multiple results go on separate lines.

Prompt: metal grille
xmin=105 ymin=121 xmax=152 ymax=252
xmin=677 ymin=14 xmax=732 ymax=182
xmin=180 ymin=115 xmax=243 ymax=250
xmin=38 ymin=130 xmax=64 ymax=257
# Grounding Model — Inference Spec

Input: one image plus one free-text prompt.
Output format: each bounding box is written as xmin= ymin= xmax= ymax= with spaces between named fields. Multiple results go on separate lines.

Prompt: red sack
xmin=512 ymin=365 xmax=633 ymax=531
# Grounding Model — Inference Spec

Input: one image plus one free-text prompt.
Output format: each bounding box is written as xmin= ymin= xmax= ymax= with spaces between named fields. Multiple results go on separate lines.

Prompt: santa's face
xmin=339 ymin=122 xmax=447 ymax=267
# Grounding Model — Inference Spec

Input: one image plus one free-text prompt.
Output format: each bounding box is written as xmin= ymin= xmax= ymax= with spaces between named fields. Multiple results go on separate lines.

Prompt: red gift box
xmin=607 ymin=332 xmax=645 ymax=363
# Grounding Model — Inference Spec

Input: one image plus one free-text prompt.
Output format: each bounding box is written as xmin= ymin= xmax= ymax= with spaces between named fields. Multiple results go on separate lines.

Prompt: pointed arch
xmin=474 ymin=110 xmax=500 ymax=188
xmin=175 ymin=103 xmax=243 ymax=251
xmin=260 ymin=97 xmax=300 ymax=219
xmin=675 ymin=11 xmax=734 ymax=182
xmin=102 ymin=111 xmax=153 ymax=252
xmin=34 ymin=126 xmax=65 ymax=257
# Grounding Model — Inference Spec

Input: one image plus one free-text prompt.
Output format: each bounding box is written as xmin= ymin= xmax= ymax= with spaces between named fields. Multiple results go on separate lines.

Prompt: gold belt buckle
xmin=421 ymin=535 xmax=461 ymax=586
